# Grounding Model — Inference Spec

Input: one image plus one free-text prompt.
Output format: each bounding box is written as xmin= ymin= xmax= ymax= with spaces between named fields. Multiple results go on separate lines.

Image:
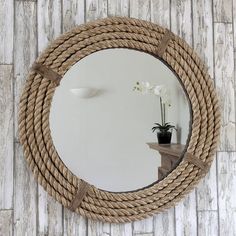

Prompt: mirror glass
xmin=50 ymin=49 xmax=191 ymax=192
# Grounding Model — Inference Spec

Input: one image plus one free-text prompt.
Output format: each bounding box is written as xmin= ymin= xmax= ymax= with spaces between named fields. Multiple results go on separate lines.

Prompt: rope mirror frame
xmin=18 ymin=17 xmax=221 ymax=223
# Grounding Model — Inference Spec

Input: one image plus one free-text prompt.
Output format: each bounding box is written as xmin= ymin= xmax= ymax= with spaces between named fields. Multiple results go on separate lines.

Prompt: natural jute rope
xmin=18 ymin=17 xmax=220 ymax=223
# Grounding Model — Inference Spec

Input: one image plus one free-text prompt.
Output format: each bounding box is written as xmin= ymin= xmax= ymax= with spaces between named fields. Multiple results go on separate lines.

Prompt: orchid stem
xmin=160 ymin=97 xmax=164 ymax=126
xmin=163 ymin=104 xmax=166 ymax=124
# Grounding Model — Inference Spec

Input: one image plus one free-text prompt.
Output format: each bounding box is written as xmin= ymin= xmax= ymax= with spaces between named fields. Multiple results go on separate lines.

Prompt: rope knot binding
xmin=184 ymin=152 xmax=210 ymax=175
xmin=32 ymin=62 xmax=62 ymax=86
xmin=69 ymin=180 xmax=90 ymax=212
xmin=156 ymin=29 xmax=174 ymax=58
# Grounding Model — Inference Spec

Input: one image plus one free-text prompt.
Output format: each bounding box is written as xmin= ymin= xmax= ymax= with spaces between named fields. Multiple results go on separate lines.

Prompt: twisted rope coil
xmin=18 ymin=17 xmax=220 ymax=223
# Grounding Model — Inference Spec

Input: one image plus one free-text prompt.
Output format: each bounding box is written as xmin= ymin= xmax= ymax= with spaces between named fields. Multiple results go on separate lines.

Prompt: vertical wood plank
xmin=134 ymin=234 xmax=153 ymax=236
xmin=234 ymin=0 xmax=236 ymax=48
xmin=175 ymin=191 xmax=197 ymax=236
xmin=0 ymin=65 xmax=13 ymax=210
xmin=170 ymin=0 xmax=192 ymax=45
xmin=196 ymin=158 xmax=218 ymax=210
xmin=110 ymin=223 xmax=132 ymax=236
xmin=0 ymin=210 xmax=13 ymax=236
xmin=14 ymin=1 xmax=37 ymax=141
xmin=214 ymin=23 xmax=235 ymax=151
xmin=150 ymin=0 xmax=170 ymax=28
xmin=154 ymin=208 xmax=175 ymax=236
xmin=62 ymin=0 xmax=85 ymax=32
xmin=37 ymin=0 xmax=62 ymax=52
xmin=130 ymin=0 xmax=151 ymax=20
xmin=217 ymin=152 xmax=236 ymax=236
xmin=233 ymin=0 xmax=236 ymax=150
xmin=192 ymin=0 xmax=214 ymax=77
xmin=198 ymin=211 xmax=218 ymax=236
xmin=133 ymin=217 xmax=153 ymax=234
xmin=85 ymin=0 xmax=108 ymax=22
xmin=63 ymin=209 xmax=87 ymax=236
xmin=108 ymin=0 xmax=129 ymax=17
xmin=37 ymin=1 xmax=63 ymax=235
xmin=87 ymin=220 xmax=111 ymax=236
xmin=38 ymin=190 xmax=63 ymax=236
xmin=0 ymin=0 xmax=14 ymax=64
xmin=14 ymin=143 xmax=37 ymax=236
xmin=62 ymin=2 xmax=88 ymax=235
xmin=213 ymin=0 xmax=232 ymax=23
xmin=13 ymin=2 xmax=37 ymax=236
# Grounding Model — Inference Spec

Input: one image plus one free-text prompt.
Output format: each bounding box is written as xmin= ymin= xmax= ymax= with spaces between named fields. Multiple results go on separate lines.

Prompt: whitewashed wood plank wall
xmin=0 ymin=0 xmax=235 ymax=235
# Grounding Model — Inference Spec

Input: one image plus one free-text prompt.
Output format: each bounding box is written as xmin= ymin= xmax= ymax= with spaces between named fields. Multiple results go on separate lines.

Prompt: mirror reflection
xmin=50 ymin=49 xmax=191 ymax=192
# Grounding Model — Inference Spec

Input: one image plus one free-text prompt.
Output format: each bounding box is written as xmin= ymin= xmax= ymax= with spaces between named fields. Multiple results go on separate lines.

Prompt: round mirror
xmin=50 ymin=49 xmax=191 ymax=192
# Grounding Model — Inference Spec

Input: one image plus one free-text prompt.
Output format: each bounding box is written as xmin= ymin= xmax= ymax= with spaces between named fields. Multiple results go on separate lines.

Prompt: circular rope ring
xmin=18 ymin=17 xmax=220 ymax=223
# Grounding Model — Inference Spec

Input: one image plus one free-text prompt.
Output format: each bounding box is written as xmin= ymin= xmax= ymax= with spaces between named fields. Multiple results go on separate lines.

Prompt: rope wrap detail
xmin=69 ymin=180 xmax=90 ymax=211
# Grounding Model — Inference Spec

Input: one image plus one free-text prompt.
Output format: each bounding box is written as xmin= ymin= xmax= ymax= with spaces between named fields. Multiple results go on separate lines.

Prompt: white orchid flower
xmin=153 ymin=85 xmax=162 ymax=96
xmin=134 ymin=81 xmax=153 ymax=94
xmin=160 ymin=87 xmax=171 ymax=106
xmin=133 ymin=81 xmax=171 ymax=106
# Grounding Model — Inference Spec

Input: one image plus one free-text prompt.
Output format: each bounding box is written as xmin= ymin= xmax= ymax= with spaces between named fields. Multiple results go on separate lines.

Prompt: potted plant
xmin=133 ymin=81 xmax=176 ymax=144
xmin=151 ymin=122 xmax=175 ymax=144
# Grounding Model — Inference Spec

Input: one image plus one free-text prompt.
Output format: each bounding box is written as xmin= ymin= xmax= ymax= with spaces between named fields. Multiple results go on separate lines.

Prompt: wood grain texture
xmin=37 ymin=0 xmax=62 ymax=52
xmin=87 ymin=220 xmax=111 ymax=236
xmin=108 ymin=0 xmax=129 ymax=17
xmin=110 ymin=223 xmax=132 ymax=236
xmin=0 ymin=65 xmax=13 ymax=210
xmin=85 ymin=0 xmax=108 ymax=22
xmin=214 ymin=23 xmax=235 ymax=151
xmin=0 ymin=0 xmax=235 ymax=235
xmin=196 ymin=158 xmax=218 ymax=210
xmin=133 ymin=234 xmax=153 ymax=236
xmin=170 ymin=0 xmax=192 ymax=45
xmin=14 ymin=143 xmax=37 ymax=236
xmin=63 ymin=0 xmax=85 ymax=32
xmin=154 ymin=208 xmax=175 ymax=236
xmin=150 ymin=0 xmax=170 ymax=28
xmin=0 ymin=210 xmax=12 ymax=236
xmin=213 ymin=0 xmax=232 ymax=23
xmin=63 ymin=209 xmax=87 ymax=236
xmin=192 ymin=0 xmax=214 ymax=77
xmin=217 ymin=152 xmax=236 ymax=236
xmin=133 ymin=218 xmax=153 ymax=234
xmin=13 ymin=2 xmax=37 ymax=236
xmin=130 ymin=0 xmax=151 ymax=20
xmin=0 ymin=0 xmax=13 ymax=64
xmin=198 ymin=211 xmax=218 ymax=236
xmin=14 ymin=0 xmax=37 ymax=141
xmin=175 ymin=191 xmax=197 ymax=236
xmin=38 ymin=189 xmax=63 ymax=236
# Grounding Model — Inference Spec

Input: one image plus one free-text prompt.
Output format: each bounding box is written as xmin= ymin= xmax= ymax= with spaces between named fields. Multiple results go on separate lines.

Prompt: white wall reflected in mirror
xmin=50 ymin=49 xmax=191 ymax=192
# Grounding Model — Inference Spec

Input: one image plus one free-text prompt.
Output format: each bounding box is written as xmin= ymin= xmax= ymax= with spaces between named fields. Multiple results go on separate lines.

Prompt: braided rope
xmin=18 ymin=17 xmax=220 ymax=223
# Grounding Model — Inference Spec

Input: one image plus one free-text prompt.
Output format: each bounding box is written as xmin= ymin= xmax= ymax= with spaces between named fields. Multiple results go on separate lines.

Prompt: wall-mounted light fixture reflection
xmin=70 ymin=88 xmax=98 ymax=98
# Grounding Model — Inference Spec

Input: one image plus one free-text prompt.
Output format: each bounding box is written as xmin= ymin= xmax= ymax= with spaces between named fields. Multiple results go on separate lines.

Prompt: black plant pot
xmin=157 ymin=131 xmax=172 ymax=144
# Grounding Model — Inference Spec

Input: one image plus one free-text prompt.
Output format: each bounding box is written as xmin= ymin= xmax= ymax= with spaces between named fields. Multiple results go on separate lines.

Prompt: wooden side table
xmin=147 ymin=143 xmax=186 ymax=179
